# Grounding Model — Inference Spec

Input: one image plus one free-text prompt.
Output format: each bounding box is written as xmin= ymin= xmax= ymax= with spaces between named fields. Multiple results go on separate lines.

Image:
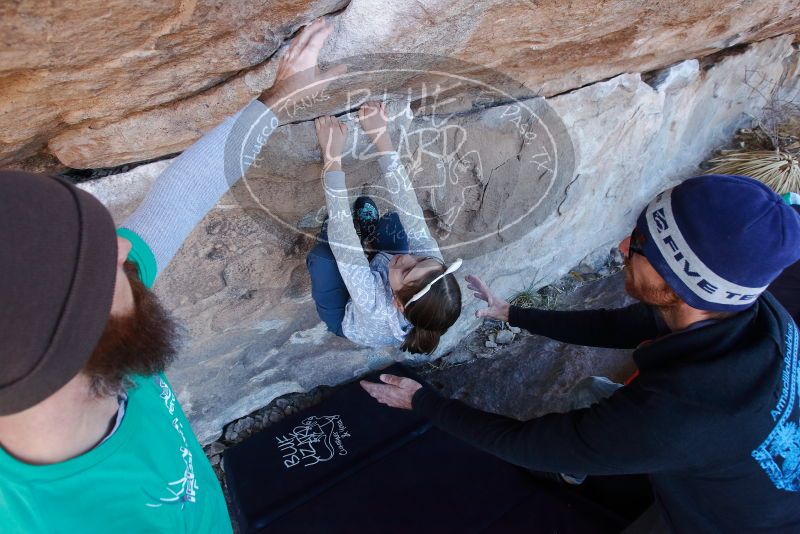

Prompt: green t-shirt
xmin=0 ymin=232 xmax=231 ymax=533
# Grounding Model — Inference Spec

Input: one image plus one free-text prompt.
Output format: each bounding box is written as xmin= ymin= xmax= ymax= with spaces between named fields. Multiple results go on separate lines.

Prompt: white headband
xmin=406 ymin=258 xmax=463 ymax=305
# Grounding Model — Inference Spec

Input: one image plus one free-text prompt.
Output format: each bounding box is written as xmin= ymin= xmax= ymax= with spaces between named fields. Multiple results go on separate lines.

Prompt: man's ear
xmin=392 ymin=295 xmax=405 ymax=313
xmin=117 ymin=236 xmax=132 ymax=268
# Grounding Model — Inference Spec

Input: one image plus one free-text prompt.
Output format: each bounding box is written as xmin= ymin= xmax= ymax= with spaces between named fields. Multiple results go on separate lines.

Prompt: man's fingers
xmin=288 ymin=28 xmax=325 ymax=67
xmin=360 ymin=380 xmax=387 ymax=398
xmin=360 ymin=380 xmax=378 ymax=395
xmin=466 ymin=274 xmax=486 ymax=291
xmin=360 ymin=381 xmax=397 ymax=407
xmin=379 ymin=374 xmax=402 ymax=386
xmin=291 ymin=18 xmax=327 ymax=55
xmin=304 ymin=23 xmax=333 ymax=57
xmin=381 ymin=374 xmax=419 ymax=390
xmin=296 ymin=25 xmax=332 ymax=67
xmin=468 ymin=276 xmax=493 ymax=301
xmin=361 ymin=377 xmax=418 ymax=411
xmin=398 ymin=377 xmax=415 ymax=388
xmin=468 ymin=275 xmax=489 ymax=300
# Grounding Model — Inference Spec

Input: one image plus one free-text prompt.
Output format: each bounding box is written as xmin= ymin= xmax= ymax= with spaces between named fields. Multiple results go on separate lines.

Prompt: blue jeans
xmin=307 ymin=212 xmax=409 ymax=336
xmin=370 ymin=211 xmax=410 ymax=254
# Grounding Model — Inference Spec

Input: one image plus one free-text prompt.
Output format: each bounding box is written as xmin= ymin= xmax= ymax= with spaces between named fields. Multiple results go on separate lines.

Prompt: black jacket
xmin=412 ymin=292 xmax=800 ymax=532
xmin=768 ymin=205 xmax=800 ymax=324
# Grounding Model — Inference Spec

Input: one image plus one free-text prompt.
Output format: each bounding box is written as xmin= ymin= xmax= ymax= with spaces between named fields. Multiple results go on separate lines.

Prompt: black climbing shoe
xmin=353 ymin=196 xmax=379 ymax=248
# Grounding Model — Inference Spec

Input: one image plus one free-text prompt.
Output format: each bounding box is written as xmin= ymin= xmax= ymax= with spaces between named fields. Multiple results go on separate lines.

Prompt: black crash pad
xmin=224 ymin=365 xmax=428 ymax=531
xmin=224 ymin=366 xmax=630 ymax=533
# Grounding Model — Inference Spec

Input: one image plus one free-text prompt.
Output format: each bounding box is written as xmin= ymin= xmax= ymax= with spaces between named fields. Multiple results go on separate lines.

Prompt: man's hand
xmin=466 ymin=274 xmax=511 ymax=322
xmin=357 ymin=101 xmax=393 ymax=153
xmin=259 ymin=18 xmax=346 ymax=120
xmin=314 ymin=116 xmax=348 ymax=171
xmin=360 ymin=374 xmax=423 ymax=410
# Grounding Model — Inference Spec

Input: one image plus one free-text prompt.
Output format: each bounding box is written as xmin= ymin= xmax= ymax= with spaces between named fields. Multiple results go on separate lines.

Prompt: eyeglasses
xmin=628 ymin=228 xmax=645 ymax=259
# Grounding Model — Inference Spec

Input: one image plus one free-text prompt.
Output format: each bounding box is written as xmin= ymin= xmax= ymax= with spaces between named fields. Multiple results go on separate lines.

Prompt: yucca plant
xmin=707 ymin=149 xmax=800 ymax=194
xmin=707 ymin=97 xmax=800 ymax=195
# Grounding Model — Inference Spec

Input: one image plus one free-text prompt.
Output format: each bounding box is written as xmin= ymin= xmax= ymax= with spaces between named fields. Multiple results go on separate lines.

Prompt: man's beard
xmin=83 ymin=261 xmax=178 ymax=398
xmin=623 ymin=256 xmax=681 ymax=309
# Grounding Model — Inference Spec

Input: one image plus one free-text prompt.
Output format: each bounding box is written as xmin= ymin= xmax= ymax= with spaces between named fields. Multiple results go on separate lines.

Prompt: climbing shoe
xmin=353 ymin=196 xmax=379 ymax=248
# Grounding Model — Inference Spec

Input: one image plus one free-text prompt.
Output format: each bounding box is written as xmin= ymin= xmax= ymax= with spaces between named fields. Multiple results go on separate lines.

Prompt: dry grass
xmin=706 ymin=73 xmax=800 ymax=194
xmin=707 ymin=149 xmax=800 ymax=194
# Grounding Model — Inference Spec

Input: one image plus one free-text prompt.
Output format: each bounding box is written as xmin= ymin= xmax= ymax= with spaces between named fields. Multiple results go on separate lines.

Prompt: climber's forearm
xmin=120 ymin=98 xmax=277 ymax=279
xmin=322 ymin=170 xmax=383 ymax=314
xmin=378 ymin=152 xmax=443 ymax=260
xmin=374 ymin=134 xmax=394 ymax=154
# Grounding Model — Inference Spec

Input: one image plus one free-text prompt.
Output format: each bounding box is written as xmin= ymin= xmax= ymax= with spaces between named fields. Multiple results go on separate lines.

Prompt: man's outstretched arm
xmin=362 ymin=375 xmax=687 ymax=477
xmin=410 ymin=383 xmax=685 ymax=475
xmin=118 ymin=19 xmax=344 ymax=285
xmin=117 ymin=99 xmax=277 ymax=285
xmin=466 ymin=274 xmax=663 ymax=349
xmin=508 ymin=303 xmax=663 ymax=349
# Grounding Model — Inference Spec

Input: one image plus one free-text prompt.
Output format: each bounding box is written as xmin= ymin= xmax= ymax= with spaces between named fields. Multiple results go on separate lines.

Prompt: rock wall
xmin=2 ymin=0 xmax=800 ymax=169
xmin=81 ymin=35 xmax=800 ymax=443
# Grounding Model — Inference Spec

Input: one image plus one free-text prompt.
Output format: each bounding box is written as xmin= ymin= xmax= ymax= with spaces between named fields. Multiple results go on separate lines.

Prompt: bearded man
xmin=0 ymin=18 xmax=342 ymax=532
xmin=363 ymin=175 xmax=800 ymax=532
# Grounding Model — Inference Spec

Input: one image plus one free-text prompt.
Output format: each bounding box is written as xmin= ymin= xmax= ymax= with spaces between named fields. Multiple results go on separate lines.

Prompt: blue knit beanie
xmin=636 ymin=174 xmax=800 ymax=311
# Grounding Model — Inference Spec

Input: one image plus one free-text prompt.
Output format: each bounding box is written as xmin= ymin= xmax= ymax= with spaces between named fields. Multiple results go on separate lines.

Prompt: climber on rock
xmin=0 ymin=18 xmax=342 ymax=533
xmin=362 ymin=175 xmax=800 ymax=532
xmin=307 ymin=101 xmax=462 ymax=354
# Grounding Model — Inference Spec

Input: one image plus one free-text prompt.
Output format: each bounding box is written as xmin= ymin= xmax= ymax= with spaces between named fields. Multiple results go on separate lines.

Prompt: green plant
xmin=509 ymin=284 xmax=559 ymax=310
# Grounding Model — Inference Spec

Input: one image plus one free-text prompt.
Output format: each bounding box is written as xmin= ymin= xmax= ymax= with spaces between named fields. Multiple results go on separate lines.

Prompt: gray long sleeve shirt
xmin=119 ymin=99 xmax=277 ymax=284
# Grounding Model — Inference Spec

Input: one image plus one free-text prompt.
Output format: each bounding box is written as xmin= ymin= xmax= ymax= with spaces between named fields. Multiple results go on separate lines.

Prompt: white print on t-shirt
xmin=159 ymin=377 xmax=176 ymax=415
xmin=145 ymin=377 xmax=199 ymax=509
xmin=276 ymin=415 xmax=350 ymax=469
